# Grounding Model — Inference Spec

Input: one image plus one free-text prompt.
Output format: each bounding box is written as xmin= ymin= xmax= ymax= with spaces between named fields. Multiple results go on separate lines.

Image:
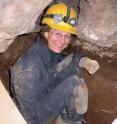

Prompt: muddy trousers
xmin=36 ymin=75 xmax=86 ymax=124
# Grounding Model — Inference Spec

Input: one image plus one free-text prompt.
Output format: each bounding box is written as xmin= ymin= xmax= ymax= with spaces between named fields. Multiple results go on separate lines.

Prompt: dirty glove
xmin=47 ymin=54 xmax=83 ymax=90
xmin=79 ymin=57 xmax=100 ymax=74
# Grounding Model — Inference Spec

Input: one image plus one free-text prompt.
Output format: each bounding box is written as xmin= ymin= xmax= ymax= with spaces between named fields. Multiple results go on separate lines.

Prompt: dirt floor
xmin=0 ymin=34 xmax=117 ymax=124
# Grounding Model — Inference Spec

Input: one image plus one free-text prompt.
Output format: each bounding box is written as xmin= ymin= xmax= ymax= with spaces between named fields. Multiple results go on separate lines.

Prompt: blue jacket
xmin=10 ymin=36 xmax=82 ymax=124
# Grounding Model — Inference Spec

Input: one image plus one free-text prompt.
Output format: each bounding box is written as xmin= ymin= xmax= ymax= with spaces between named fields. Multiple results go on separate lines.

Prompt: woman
xmin=10 ymin=3 xmax=99 ymax=124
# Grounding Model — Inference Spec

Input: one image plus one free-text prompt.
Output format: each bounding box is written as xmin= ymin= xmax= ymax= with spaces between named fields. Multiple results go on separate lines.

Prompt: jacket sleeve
xmin=10 ymin=65 xmax=45 ymax=124
xmin=47 ymin=53 xmax=84 ymax=90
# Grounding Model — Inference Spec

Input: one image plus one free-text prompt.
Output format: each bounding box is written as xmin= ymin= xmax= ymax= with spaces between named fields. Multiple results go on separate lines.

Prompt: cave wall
xmin=77 ymin=0 xmax=117 ymax=58
xmin=82 ymin=53 xmax=117 ymax=124
xmin=0 ymin=0 xmax=52 ymax=53
xmin=0 ymin=0 xmax=117 ymax=57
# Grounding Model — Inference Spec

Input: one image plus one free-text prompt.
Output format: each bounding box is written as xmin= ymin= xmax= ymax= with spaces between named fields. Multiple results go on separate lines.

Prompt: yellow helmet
xmin=41 ymin=3 xmax=78 ymax=35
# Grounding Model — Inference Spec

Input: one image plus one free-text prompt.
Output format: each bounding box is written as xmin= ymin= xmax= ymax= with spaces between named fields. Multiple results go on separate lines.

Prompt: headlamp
xmin=67 ymin=18 xmax=77 ymax=27
xmin=44 ymin=14 xmax=78 ymax=27
xmin=53 ymin=14 xmax=63 ymax=24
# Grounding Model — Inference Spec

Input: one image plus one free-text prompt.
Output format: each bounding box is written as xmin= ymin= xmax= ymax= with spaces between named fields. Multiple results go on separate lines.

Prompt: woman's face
xmin=44 ymin=29 xmax=71 ymax=53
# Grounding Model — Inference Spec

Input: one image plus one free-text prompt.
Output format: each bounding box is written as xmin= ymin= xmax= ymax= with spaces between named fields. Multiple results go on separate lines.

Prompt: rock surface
xmin=0 ymin=0 xmax=52 ymax=52
xmin=77 ymin=0 xmax=117 ymax=58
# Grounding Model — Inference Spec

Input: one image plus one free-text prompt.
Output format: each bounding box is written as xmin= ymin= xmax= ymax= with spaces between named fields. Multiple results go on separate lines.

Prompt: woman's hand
xmin=79 ymin=57 xmax=100 ymax=74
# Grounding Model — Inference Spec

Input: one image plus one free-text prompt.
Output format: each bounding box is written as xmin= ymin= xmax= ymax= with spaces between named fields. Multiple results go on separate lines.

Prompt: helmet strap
xmin=63 ymin=4 xmax=71 ymax=22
